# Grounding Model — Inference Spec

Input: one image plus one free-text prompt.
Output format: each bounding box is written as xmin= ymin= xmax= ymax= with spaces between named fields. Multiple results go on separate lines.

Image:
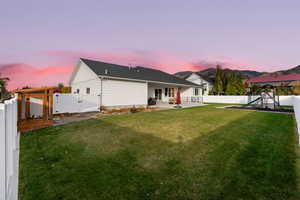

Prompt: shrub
xmin=130 ymin=106 xmax=138 ymax=113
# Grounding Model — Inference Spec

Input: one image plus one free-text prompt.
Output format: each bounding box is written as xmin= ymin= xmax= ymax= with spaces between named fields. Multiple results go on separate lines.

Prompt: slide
xmin=247 ymin=97 xmax=261 ymax=106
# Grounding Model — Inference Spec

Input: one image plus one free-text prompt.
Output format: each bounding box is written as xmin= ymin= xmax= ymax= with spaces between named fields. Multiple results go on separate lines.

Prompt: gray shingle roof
xmin=81 ymin=58 xmax=201 ymax=87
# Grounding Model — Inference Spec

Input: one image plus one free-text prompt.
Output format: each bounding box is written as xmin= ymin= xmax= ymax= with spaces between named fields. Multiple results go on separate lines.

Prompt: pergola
xmin=14 ymin=87 xmax=58 ymax=121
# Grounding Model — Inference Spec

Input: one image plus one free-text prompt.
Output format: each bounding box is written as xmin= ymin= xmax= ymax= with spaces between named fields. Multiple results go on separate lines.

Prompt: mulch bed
xmin=19 ymin=119 xmax=54 ymax=132
xmin=226 ymin=106 xmax=294 ymax=113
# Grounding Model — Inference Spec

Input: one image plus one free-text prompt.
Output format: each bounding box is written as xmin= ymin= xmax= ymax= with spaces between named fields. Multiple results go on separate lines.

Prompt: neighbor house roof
xmin=249 ymin=74 xmax=300 ymax=83
xmin=80 ymin=58 xmax=201 ymax=87
xmin=174 ymin=72 xmax=213 ymax=84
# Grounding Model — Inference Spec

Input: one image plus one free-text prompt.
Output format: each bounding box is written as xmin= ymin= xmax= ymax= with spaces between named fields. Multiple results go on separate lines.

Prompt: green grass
xmin=19 ymin=105 xmax=299 ymax=200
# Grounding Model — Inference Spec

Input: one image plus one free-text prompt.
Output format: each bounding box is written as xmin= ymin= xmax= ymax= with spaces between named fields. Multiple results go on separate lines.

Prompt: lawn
xmin=19 ymin=105 xmax=299 ymax=200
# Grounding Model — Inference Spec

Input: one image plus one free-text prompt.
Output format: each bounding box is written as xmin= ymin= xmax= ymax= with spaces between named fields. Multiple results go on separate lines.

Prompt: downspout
xmin=100 ymin=77 xmax=103 ymax=111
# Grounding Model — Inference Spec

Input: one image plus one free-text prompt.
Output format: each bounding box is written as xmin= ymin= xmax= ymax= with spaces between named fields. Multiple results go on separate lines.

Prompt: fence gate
xmin=53 ymin=93 xmax=101 ymax=114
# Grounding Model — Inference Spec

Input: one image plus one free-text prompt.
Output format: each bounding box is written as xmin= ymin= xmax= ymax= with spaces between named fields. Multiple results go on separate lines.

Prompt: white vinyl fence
xmin=0 ymin=97 xmax=20 ymax=200
xmin=203 ymin=95 xmax=295 ymax=106
xmin=53 ymin=93 xmax=101 ymax=114
xmin=292 ymin=96 xmax=300 ymax=145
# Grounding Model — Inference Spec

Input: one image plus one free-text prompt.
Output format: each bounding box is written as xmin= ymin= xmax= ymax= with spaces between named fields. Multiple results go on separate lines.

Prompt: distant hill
xmin=174 ymin=68 xmax=266 ymax=83
xmin=274 ymin=65 xmax=300 ymax=75
xmin=174 ymin=65 xmax=300 ymax=83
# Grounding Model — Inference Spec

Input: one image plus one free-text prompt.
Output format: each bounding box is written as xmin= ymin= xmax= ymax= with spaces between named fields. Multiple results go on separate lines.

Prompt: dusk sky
xmin=1 ymin=0 xmax=300 ymax=89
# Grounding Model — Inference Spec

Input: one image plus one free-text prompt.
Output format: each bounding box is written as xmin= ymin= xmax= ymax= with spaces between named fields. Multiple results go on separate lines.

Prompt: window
xmin=194 ymin=88 xmax=199 ymax=96
xmin=155 ymin=89 xmax=162 ymax=100
xmin=164 ymin=88 xmax=175 ymax=97
xmin=76 ymin=89 xmax=80 ymax=94
xmin=86 ymin=88 xmax=90 ymax=94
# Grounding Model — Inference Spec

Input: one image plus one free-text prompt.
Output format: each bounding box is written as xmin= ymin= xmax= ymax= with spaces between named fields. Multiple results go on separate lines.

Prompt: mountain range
xmin=174 ymin=65 xmax=300 ymax=82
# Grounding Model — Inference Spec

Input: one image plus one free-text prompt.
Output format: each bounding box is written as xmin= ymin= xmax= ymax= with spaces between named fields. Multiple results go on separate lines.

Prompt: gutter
xmin=98 ymin=75 xmax=203 ymax=88
xmin=100 ymin=77 xmax=103 ymax=111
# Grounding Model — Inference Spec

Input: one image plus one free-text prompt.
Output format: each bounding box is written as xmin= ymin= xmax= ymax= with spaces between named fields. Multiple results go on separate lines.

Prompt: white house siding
xmin=181 ymin=87 xmax=194 ymax=97
xmin=70 ymin=61 xmax=102 ymax=95
xmin=102 ymin=79 xmax=147 ymax=107
xmin=186 ymin=73 xmax=211 ymax=95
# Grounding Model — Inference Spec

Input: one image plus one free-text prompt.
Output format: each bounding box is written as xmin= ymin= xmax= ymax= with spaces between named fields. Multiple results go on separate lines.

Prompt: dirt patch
xmin=226 ymin=106 xmax=294 ymax=114
xmin=19 ymin=119 xmax=54 ymax=132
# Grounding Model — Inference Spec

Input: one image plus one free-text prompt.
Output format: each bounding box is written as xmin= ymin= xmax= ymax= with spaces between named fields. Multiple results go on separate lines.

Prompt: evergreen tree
xmin=212 ymin=66 xmax=247 ymax=95
xmin=235 ymin=74 xmax=247 ymax=95
xmin=251 ymin=84 xmax=260 ymax=95
xmin=225 ymin=72 xmax=237 ymax=95
xmin=212 ymin=65 xmax=224 ymax=95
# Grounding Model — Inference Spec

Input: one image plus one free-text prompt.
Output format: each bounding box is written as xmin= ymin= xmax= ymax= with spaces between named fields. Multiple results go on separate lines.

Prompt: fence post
xmin=0 ymin=103 xmax=6 ymax=200
xmin=0 ymin=98 xmax=19 ymax=200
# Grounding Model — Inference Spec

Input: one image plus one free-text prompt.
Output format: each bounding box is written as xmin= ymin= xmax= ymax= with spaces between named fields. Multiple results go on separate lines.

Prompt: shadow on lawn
xmin=19 ymin=111 xmax=298 ymax=200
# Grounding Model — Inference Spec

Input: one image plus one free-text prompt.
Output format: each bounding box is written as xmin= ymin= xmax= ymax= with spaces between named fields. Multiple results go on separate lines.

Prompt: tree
xmin=58 ymin=83 xmax=64 ymax=89
xmin=212 ymin=67 xmax=246 ymax=95
xmin=224 ymin=73 xmax=245 ymax=95
xmin=212 ymin=65 xmax=224 ymax=95
xmin=0 ymin=75 xmax=9 ymax=100
xmin=251 ymin=84 xmax=261 ymax=95
xmin=235 ymin=74 xmax=247 ymax=95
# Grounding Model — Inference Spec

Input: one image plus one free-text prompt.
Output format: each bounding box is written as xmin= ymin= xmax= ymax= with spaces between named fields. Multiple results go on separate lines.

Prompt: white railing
xmin=0 ymin=97 xmax=19 ymax=200
xmin=182 ymin=96 xmax=203 ymax=103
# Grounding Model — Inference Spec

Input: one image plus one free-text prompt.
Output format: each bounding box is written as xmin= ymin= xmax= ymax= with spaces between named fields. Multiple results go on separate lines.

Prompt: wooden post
xmin=17 ymin=94 xmax=23 ymax=122
xmin=25 ymin=96 xmax=30 ymax=119
xmin=43 ymin=90 xmax=48 ymax=120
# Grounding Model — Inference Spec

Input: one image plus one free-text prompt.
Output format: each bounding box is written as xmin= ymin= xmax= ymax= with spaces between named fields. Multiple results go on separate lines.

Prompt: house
xmin=247 ymin=74 xmax=300 ymax=87
xmin=175 ymin=72 xmax=213 ymax=95
xmin=69 ymin=58 xmax=203 ymax=108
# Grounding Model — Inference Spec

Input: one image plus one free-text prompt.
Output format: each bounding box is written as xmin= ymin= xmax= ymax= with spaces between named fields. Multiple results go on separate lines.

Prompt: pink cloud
xmin=0 ymin=63 xmax=73 ymax=90
xmin=42 ymin=50 xmax=198 ymax=73
xmin=2 ymin=50 xmax=263 ymax=90
xmin=44 ymin=50 xmax=264 ymax=73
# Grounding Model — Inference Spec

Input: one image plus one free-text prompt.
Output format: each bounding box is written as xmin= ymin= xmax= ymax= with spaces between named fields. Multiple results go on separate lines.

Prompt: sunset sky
xmin=1 ymin=0 xmax=300 ymax=90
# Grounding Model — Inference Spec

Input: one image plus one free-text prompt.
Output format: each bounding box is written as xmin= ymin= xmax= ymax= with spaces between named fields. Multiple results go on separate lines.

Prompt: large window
xmin=165 ymin=88 xmax=175 ymax=97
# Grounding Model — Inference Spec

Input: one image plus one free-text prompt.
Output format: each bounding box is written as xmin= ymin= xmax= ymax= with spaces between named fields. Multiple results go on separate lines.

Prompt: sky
xmin=1 ymin=0 xmax=300 ymax=90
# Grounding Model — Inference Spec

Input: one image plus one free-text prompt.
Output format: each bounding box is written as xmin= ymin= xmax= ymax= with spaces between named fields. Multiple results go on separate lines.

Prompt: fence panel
xmin=0 ymin=97 xmax=20 ymax=200
xmin=53 ymin=93 xmax=101 ymax=114
xmin=293 ymin=97 xmax=300 ymax=145
xmin=203 ymin=95 xmax=295 ymax=106
xmin=203 ymin=95 xmax=260 ymax=104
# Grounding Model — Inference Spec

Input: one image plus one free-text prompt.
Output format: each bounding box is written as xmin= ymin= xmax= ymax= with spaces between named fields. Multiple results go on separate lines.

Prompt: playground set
xmin=228 ymin=84 xmax=293 ymax=113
